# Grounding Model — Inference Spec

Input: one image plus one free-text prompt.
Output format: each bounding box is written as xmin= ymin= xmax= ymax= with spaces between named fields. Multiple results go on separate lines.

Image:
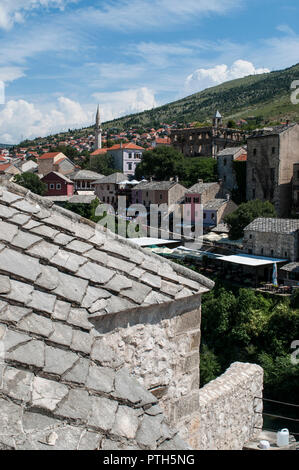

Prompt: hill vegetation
xmin=19 ymin=63 xmax=299 ymax=146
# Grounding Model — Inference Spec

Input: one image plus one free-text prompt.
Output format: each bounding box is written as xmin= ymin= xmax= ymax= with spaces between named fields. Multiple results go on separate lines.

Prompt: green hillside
xmin=20 ymin=63 xmax=299 ymax=145
xmin=104 ymin=62 xmax=299 ymax=129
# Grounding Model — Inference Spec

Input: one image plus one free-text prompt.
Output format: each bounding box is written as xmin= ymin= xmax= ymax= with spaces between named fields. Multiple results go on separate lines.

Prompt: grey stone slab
xmin=67 ymin=308 xmax=93 ymax=331
xmin=104 ymin=274 xmax=133 ymax=293
xmin=121 ymin=280 xmax=152 ymax=305
xmin=53 ymin=272 xmax=88 ymax=304
xmin=22 ymin=410 xmax=58 ymax=432
xmin=44 ymin=346 xmax=78 ymax=376
xmin=27 ymin=289 xmax=56 ymax=314
xmin=11 ymin=230 xmax=42 ymax=250
xmin=8 ymin=213 xmax=31 ymax=226
xmin=0 ymin=397 xmax=23 ymax=437
xmin=103 ymin=240 xmax=144 ymax=265
xmin=143 ymin=291 xmax=171 ymax=305
xmin=28 ymin=240 xmax=59 ymax=260
xmin=54 ymin=232 xmax=75 ymax=246
xmin=1 ymin=327 xmax=31 ymax=352
xmin=0 ymin=190 xmax=22 ymax=205
xmin=91 ymin=339 xmax=124 ymax=368
xmin=141 ymin=272 xmax=162 ymax=289
xmin=66 ymin=240 xmax=93 ymax=254
xmin=78 ymin=262 xmax=114 ymax=284
xmin=1 ymin=366 xmax=34 ymax=402
xmin=7 ymin=339 xmax=45 ymax=368
xmin=0 ymin=221 xmax=18 ymax=243
xmin=0 ymin=304 xmax=30 ymax=323
xmin=56 ymin=389 xmax=91 ymax=421
xmin=160 ymin=280 xmax=182 ymax=297
xmin=112 ymin=405 xmax=140 ymax=440
xmin=22 ymin=219 xmax=42 ymax=230
xmin=85 ymin=248 xmax=108 ymax=265
xmin=31 ymin=376 xmax=68 ymax=411
xmin=78 ymin=430 xmax=102 ymax=450
xmin=63 ymin=357 xmax=89 ymax=385
xmin=0 ymin=275 xmax=10 ymax=294
xmin=0 ymin=247 xmax=41 ymax=282
xmin=12 ymin=199 xmax=41 ymax=214
xmin=49 ymin=322 xmax=73 ymax=347
xmin=52 ymin=300 xmax=71 ymax=321
xmin=0 ymin=204 xmax=17 ymax=219
xmin=18 ymin=313 xmax=54 ymax=337
xmin=112 ymin=368 xmax=157 ymax=407
xmin=35 ymin=265 xmax=59 ymax=291
xmin=107 ymin=255 xmax=136 ymax=274
xmin=86 ymin=364 xmax=115 ymax=393
xmin=135 ymin=414 xmax=164 ymax=449
xmin=31 ymin=225 xmax=60 ymax=239
xmin=81 ymin=285 xmax=111 ymax=309
xmin=88 ymin=396 xmax=118 ymax=432
xmin=2 ymin=279 xmax=33 ymax=304
xmin=71 ymin=329 xmax=93 ymax=354
xmin=104 ymin=296 xmax=136 ymax=314
xmin=51 ymin=249 xmax=86 ymax=273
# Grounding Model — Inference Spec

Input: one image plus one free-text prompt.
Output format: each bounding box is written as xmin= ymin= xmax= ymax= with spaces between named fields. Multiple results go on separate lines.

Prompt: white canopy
xmin=218 ymin=254 xmax=287 ymax=267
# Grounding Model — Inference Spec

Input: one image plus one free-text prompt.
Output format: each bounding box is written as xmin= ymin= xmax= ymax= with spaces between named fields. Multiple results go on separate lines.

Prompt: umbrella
xmin=272 ymin=262 xmax=278 ymax=287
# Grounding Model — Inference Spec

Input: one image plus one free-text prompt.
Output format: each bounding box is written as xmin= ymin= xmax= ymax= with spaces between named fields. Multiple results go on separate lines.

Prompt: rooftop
xmin=217 ymin=147 xmax=246 ymax=157
xmin=0 ymin=179 xmax=213 ymax=449
xmin=245 ymin=218 xmax=299 ymax=234
xmin=93 ymin=172 xmax=126 ymax=184
xmin=134 ymin=180 xmax=183 ymax=191
xmin=187 ymin=182 xmax=219 ymax=194
xmin=248 ymin=123 xmax=297 ymax=139
xmin=71 ymin=170 xmax=104 ymax=181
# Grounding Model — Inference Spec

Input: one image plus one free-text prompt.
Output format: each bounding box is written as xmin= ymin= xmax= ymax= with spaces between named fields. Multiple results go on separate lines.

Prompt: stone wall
xmin=91 ymin=296 xmax=202 ymax=432
xmin=184 ymin=362 xmax=263 ymax=450
xmin=244 ymin=230 xmax=297 ymax=261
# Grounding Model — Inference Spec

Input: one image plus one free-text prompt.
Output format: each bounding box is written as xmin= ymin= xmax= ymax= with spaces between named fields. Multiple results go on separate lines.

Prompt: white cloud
xmin=79 ymin=0 xmax=242 ymax=31
xmin=0 ymin=81 xmax=4 ymax=104
xmin=0 ymin=0 xmax=74 ymax=30
xmin=93 ymin=87 xmax=157 ymax=121
xmin=185 ymin=60 xmax=270 ymax=93
xmin=0 ymin=97 xmax=92 ymax=144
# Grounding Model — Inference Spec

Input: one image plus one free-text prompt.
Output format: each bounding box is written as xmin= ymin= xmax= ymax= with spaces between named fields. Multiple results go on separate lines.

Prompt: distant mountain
xmin=19 ymin=62 xmax=299 ymax=146
xmin=0 ymin=143 xmax=14 ymax=149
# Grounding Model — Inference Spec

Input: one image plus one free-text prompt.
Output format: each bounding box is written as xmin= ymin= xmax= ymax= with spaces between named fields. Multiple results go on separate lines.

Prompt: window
xmin=271 ymin=249 xmax=274 ymax=257
xmin=107 ymin=196 xmax=110 ymax=203
xmin=252 ymin=189 xmax=256 ymax=199
xmin=160 ymin=194 xmax=163 ymax=200
xmin=261 ymin=248 xmax=264 ymax=255
xmin=211 ymin=213 xmax=215 ymax=219
xmin=128 ymin=163 xmax=132 ymax=171
xmin=285 ymin=252 xmax=288 ymax=257
xmin=223 ymin=175 xmax=226 ymax=182
xmin=49 ymin=183 xmax=55 ymax=190
xmin=56 ymin=183 xmax=61 ymax=190
xmin=203 ymin=213 xmax=206 ymax=219
xmin=224 ymin=158 xmax=227 ymax=166
xmin=128 ymin=153 xmax=132 ymax=158
xmin=270 ymin=168 xmax=275 ymax=181
xmin=272 ymin=147 xmax=275 ymax=154
xmin=103 ymin=196 xmax=105 ymax=202
xmin=253 ymin=148 xmax=257 ymax=156
xmin=194 ymin=197 xmax=199 ymax=203
xmin=107 ymin=185 xmax=110 ymax=190
xmin=249 ymin=234 xmax=253 ymax=239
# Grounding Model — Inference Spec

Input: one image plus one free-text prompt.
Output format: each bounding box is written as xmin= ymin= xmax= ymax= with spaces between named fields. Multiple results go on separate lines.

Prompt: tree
xmin=13 ymin=172 xmax=47 ymax=196
xmin=135 ymin=146 xmax=184 ymax=181
xmin=224 ymin=200 xmax=277 ymax=240
xmin=82 ymin=153 xmax=117 ymax=176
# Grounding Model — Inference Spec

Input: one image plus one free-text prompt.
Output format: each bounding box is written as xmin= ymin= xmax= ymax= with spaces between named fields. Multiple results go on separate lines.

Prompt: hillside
xmin=20 ymin=62 xmax=299 ymax=145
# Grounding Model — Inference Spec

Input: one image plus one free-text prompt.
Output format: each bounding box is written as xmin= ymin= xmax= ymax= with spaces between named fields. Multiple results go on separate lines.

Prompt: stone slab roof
xmin=247 ymin=123 xmax=297 ymax=139
xmin=217 ymin=147 xmax=245 ymax=157
xmin=187 ymin=182 xmax=219 ymax=194
xmin=203 ymin=199 xmax=227 ymax=211
xmin=135 ymin=181 xmax=183 ymax=191
xmin=280 ymin=262 xmax=299 ymax=273
xmin=0 ymin=179 xmax=214 ymax=450
xmin=71 ymin=170 xmax=104 ymax=181
xmin=244 ymin=218 xmax=299 ymax=234
xmin=93 ymin=173 xmax=126 ymax=185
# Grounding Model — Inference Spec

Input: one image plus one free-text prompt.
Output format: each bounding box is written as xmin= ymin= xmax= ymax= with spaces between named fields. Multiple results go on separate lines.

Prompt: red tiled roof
xmin=235 ymin=154 xmax=247 ymax=162
xmin=38 ymin=152 xmax=61 ymax=160
xmin=155 ymin=137 xmax=171 ymax=145
xmin=108 ymin=143 xmax=144 ymax=151
xmin=90 ymin=148 xmax=108 ymax=156
xmin=0 ymin=163 xmax=12 ymax=172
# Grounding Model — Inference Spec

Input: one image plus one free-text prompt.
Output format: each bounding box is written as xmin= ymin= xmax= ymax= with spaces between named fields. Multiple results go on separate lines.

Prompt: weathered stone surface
xmin=0 ymin=398 xmax=23 ymax=439
xmin=32 ymin=376 xmax=68 ymax=411
xmin=86 ymin=364 xmax=115 ymax=393
xmin=78 ymin=262 xmax=114 ymax=284
xmin=1 ymin=367 xmax=33 ymax=402
xmin=63 ymin=358 xmax=89 ymax=384
xmin=52 ymin=300 xmax=71 ymax=321
xmin=121 ymin=281 xmax=151 ymax=304
xmin=53 ymin=272 xmax=88 ymax=304
xmin=18 ymin=313 xmax=54 ymax=337
xmin=35 ymin=265 xmax=59 ymax=291
xmin=44 ymin=346 xmax=78 ymax=376
xmin=136 ymin=414 xmax=164 ymax=448
xmin=66 ymin=240 xmax=93 ymax=254
xmin=51 ymin=250 xmax=86 ymax=272
xmin=104 ymin=274 xmax=132 ymax=292
xmin=67 ymin=308 xmax=93 ymax=331
xmin=11 ymin=230 xmax=42 ymax=250
xmin=7 ymin=339 xmax=45 ymax=368
xmin=0 ymin=220 xmax=18 ymax=243
xmin=27 ymin=290 xmax=56 ymax=314
xmin=49 ymin=322 xmax=73 ymax=347
xmin=0 ymin=304 xmax=29 ymax=323
xmin=88 ymin=396 xmax=117 ymax=431
xmin=56 ymin=389 xmax=91 ymax=421
xmin=78 ymin=430 xmax=102 ymax=450
xmin=112 ymin=405 xmax=139 ymax=440
xmin=28 ymin=240 xmax=59 ymax=260
xmin=0 ymin=248 xmax=41 ymax=281
xmin=71 ymin=329 xmax=93 ymax=354
xmin=2 ymin=279 xmax=33 ymax=304
xmin=0 ymin=275 xmax=10 ymax=294
xmin=113 ymin=368 xmax=157 ymax=406
xmin=91 ymin=339 xmax=124 ymax=368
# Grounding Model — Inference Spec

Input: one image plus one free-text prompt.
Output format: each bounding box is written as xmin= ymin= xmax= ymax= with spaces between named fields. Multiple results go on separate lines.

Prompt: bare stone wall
xmin=91 ymin=297 xmax=202 ymax=431
xmin=184 ymin=362 xmax=263 ymax=450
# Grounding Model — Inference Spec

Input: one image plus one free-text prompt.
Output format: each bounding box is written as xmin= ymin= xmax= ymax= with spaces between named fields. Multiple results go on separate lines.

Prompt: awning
xmin=130 ymin=238 xmax=180 ymax=247
xmin=217 ymin=254 xmax=287 ymax=267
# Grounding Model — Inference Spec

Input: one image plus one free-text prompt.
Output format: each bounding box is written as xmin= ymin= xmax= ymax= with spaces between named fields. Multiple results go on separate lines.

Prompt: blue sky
xmin=0 ymin=0 xmax=299 ymax=143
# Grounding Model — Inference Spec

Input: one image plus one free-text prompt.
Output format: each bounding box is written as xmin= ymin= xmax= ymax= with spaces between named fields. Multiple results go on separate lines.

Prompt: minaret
xmin=94 ymin=105 xmax=102 ymax=150
xmin=213 ymin=110 xmax=222 ymax=128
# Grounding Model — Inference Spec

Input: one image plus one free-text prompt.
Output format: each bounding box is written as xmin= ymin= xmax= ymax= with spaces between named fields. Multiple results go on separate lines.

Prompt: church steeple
xmin=94 ymin=105 xmax=102 ymax=150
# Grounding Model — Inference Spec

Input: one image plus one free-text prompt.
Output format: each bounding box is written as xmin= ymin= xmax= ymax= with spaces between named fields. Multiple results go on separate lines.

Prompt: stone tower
xmin=94 ymin=105 xmax=102 ymax=150
xmin=213 ymin=110 xmax=222 ymax=128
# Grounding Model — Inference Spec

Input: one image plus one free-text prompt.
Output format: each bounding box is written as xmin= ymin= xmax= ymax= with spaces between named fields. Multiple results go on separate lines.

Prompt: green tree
xmin=135 ymin=146 xmax=184 ymax=181
xmin=13 ymin=172 xmax=47 ymax=196
xmin=200 ymin=344 xmax=221 ymax=386
xmin=224 ymin=200 xmax=277 ymax=240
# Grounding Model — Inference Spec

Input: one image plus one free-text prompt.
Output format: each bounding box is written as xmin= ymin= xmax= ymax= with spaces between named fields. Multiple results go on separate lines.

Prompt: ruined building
xmin=246 ymin=123 xmax=299 ymax=217
xmin=170 ymin=111 xmax=247 ymax=158
xmin=0 ymin=179 xmax=263 ymax=450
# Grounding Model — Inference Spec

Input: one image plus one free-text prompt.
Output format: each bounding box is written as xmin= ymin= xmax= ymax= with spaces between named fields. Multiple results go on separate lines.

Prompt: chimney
xmin=198 ymin=179 xmax=203 ymax=184
xmin=150 ymin=176 xmax=153 ymax=182
xmin=226 ymin=193 xmax=230 ymax=201
xmin=175 ymin=176 xmax=179 ymax=183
